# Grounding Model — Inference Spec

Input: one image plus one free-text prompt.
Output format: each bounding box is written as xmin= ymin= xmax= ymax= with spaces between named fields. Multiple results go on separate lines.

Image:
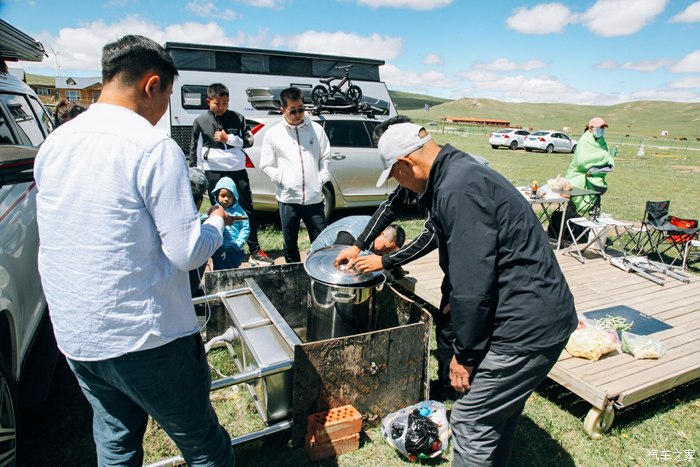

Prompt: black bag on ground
xmin=403 ymin=409 xmax=439 ymax=454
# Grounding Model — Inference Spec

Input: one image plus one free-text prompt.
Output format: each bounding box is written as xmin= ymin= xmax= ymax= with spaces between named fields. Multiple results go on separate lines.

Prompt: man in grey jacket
xmin=260 ymin=87 xmax=331 ymax=262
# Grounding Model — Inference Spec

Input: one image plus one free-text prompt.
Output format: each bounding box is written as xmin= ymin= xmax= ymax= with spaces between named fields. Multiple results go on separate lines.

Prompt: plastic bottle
xmin=530 ymin=180 xmax=539 ymax=199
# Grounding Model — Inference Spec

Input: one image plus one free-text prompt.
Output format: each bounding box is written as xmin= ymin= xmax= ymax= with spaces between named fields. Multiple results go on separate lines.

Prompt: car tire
xmin=322 ymin=184 xmax=334 ymax=222
xmin=509 ymin=141 xmax=518 ymax=150
xmin=491 ymin=145 xmax=498 ymax=149
xmin=571 ymin=145 xmax=577 ymax=153
xmin=546 ymin=144 xmax=554 ymax=154
xmin=0 ymin=356 xmax=18 ymax=466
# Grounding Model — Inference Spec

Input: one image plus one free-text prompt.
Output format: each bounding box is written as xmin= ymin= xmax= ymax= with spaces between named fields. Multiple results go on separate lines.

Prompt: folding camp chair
xmin=626 ymin=201 xmax=699 ymax=265
xmin=682 ymin=236 xmax=700 ymax=270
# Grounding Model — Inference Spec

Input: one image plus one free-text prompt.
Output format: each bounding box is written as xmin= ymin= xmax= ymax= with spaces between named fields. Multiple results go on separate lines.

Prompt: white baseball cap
xmin=376 ymin=123 xmax=432 ymax=187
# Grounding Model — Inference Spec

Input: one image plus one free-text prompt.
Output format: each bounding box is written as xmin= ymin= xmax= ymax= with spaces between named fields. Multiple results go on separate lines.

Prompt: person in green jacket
xmin=566 ymin=117 xmax=615 ymax=216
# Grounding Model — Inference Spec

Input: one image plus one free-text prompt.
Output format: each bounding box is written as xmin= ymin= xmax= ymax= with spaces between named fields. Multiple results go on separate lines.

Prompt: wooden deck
xmin=395 ymin=247 xmax=700 ymax=422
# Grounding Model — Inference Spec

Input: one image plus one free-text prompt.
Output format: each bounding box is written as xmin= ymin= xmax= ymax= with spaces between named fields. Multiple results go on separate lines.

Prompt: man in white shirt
xmin=35 ymin=35 xmax=235 ymax=466
xmin=260 ymin=87 xmax=331 ymax=262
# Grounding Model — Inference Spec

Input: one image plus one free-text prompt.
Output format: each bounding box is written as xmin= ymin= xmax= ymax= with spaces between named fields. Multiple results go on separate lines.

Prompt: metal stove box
xmin=204 ymin=263 xmax=432 ymax=446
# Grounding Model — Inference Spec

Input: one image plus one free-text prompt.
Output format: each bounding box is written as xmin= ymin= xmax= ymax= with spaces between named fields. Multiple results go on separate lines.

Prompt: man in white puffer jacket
xmin=260 ymin=87 xmax=331 ymax=262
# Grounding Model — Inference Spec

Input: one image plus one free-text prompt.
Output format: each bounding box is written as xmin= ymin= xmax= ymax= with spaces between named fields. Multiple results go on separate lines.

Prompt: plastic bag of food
xmin=621 ymin=331 xmax=666 ymax=359
xmin=566 ymin=317 xmax=619 ymax=361
xmin=381 ymin=400 xmax=450 ymax=461
xmin=547 ymin=175 xmax=572 ymax=191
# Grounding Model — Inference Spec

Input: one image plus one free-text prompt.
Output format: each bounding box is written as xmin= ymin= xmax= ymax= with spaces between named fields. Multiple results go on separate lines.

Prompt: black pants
xmin=278 ymin=201 xmax=326 ymax=263
xmin=206 ymin=169 xmax=261 ymax=255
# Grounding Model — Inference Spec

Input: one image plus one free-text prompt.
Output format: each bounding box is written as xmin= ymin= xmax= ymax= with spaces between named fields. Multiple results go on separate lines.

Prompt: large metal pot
xmin=304 ymin=246 xmax=386 ymax=341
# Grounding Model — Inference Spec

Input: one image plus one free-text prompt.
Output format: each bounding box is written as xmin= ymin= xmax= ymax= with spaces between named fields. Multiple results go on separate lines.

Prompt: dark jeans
xmin=67 ymin=334 xmax=234 ymax=466
xmin=278 ymin=201 xmax=326 ymax=263
xmin=206 ymin=169 xmax=261 ymax=255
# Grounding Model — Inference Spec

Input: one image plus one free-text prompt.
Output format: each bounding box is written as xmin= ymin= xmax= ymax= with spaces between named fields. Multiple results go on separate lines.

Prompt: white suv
xmin=0 ymin=20 xmax=56 ymax=465
xmin=246 ymin=113 xmax=397 ymax=220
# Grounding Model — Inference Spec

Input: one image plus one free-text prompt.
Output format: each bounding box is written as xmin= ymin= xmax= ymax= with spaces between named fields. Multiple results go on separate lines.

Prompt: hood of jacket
xmin=212 ymin=176 xmax=239 ymax=203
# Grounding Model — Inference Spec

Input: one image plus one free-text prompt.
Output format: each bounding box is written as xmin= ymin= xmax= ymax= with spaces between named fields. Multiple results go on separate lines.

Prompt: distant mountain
xmin=390 ymin=92 xmax=700 ymax=138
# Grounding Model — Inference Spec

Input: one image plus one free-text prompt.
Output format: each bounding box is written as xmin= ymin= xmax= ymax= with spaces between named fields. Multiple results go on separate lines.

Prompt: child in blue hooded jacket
xmin=211 ymin=177 xmax=250 ymax=269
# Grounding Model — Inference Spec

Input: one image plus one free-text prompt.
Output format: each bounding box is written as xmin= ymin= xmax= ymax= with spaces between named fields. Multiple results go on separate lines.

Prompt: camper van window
xmin=270 ymin=56 xmax=312 ymax=76
xmin=181 ymin=85 xmax=209 ymax=110
xmin=241 ymin=54 xmax=269 ymax=73
xmin=215 ymin=52 xmax=242 ymax=72
xmin=170 ymin=49 xmax=215 ymax=70
xmin=0 ymin=110 xmax=16 ymax=145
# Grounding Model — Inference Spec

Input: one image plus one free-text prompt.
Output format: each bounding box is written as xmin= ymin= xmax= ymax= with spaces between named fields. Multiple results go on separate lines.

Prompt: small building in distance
xmin=446 ymin=116 xmax=510 ymax=127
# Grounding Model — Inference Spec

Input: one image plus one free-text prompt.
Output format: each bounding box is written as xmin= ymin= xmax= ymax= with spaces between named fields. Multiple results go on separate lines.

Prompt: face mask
xmin=593 ymin=127 xmax=605 ymax=138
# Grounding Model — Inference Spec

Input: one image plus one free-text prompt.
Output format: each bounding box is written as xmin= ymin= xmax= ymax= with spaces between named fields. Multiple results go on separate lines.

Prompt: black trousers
xmin=205 ymin=169 xmax=261 ymax=255
xmin=433 ymin=310 xmax=455 ymax=385
xmin=278 ymin=201 xmax=326 ymax=263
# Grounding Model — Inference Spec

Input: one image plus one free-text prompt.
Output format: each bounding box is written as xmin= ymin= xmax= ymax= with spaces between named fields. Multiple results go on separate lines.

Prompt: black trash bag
xmin=403 ymin=409 xmax=440 ymax=455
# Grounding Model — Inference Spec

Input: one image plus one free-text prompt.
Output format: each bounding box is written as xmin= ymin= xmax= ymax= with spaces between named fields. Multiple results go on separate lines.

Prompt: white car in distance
xmin=488 ymin=128 xmax=530 ymax=150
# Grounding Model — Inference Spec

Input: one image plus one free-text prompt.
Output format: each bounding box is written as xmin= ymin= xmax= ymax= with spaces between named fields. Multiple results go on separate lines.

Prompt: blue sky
xmin=2 ymin=0 xmax=699 ymax=104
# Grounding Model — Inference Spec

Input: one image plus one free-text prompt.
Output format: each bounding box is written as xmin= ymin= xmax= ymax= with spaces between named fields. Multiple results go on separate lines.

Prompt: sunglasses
xmin=286 ymin=107 xmax=305 ymax=116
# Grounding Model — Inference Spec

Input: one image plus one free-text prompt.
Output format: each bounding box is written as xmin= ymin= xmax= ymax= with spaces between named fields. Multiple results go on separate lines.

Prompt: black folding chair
xmin=627 ymin=200 xmax=699 ymax=265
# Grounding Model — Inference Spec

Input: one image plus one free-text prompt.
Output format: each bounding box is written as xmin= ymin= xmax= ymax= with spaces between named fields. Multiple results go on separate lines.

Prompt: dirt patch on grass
xmin=674 ymin=165 xmax=700 ymax=173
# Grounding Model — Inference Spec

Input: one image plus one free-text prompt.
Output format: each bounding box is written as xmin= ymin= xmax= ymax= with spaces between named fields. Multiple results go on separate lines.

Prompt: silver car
xmin=245 ymin=113 xmax=397 ymax=220
xmin=524 ymin=131 xmax=577 ymax=153
xmin=488 ymin=128 xmax=530 ymax=150
xmin=0 ymin=19 xmax=57 ymax=465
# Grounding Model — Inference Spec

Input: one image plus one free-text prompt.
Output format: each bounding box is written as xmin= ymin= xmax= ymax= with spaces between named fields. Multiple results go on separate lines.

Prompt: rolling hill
xmin=391 ymin=93 xmax=700 ymax=139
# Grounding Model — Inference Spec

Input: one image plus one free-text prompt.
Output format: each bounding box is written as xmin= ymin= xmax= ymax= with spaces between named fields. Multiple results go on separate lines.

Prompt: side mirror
xmin=0 ymin=145 xmax=37 ymax=187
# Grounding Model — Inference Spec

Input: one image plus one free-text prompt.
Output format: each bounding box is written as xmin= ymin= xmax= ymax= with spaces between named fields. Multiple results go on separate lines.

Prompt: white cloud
xmin=187 ymin=1 xmax=237 ymax=20
xmin=23 ymin=17 xmax=258 ymax=74
xmin=355 ymin=0 xmax=452 ymax=10
xmin=473 ymin=58 xmax=546 ymax=72
xmin=506 ymin=3 xmax=573 ymax=34
xmin=669 ymin=1 xmax=700 ymax=23
xmin=628 ymin=88 xmax=700 ymax=101
xmin=380 ymin=64 xmax=458 ymax=89
xmin=577 ymin=0 xmax=669 ymax=37
xmin=622 ymin=59 xmax=674 ymax=72
xmin=271 ymin=31 xmax=402 ymax=61
xmin=239 ymin=0 xmax=288 ymax=8
xmin=593 ymin=60 xmax=619 ymax=69
xmin=668 ymin=77 xmax=700 ymax=89
xmin=423 ymin=54 xmax=443 ymax=65
xmin=670 ymin=49 xmax=700 ymax=72
xmin=458 ymin=70 xmax=606 ymax=104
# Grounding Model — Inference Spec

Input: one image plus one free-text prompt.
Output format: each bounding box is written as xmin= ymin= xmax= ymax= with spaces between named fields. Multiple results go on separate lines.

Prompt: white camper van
xmin=160 ymin=42 xmax=397 ymax=153
xmin=160 ymin=43 xmax=400 ymax=219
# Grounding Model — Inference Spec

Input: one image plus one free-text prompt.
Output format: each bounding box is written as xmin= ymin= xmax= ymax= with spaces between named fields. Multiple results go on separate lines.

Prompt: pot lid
xmin=304 ymin=245 xmax=385 ymax=286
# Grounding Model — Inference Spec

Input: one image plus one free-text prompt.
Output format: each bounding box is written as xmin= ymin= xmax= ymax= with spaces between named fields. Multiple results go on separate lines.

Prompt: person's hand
xmin=214 ymin=130 xmax=228 ymax=143
xmin=449 ymin=356 xmax=473 ymax=393
xmin=350 ymin=254 xmax=384 ymax=273
xmin=442 ymin=303 xmax=451 ymax=315
xmin=208 ymin=205 xmax=235 ymax=226
xmin=334 ymin=245 xmax=361 ymax=267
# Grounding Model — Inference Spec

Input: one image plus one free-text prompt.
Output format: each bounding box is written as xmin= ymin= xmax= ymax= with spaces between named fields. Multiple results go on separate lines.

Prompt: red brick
xmin=306 ymin=405 xmax=362 ymax=443
xmin=305 ymin=432 xmax=360 ymax=461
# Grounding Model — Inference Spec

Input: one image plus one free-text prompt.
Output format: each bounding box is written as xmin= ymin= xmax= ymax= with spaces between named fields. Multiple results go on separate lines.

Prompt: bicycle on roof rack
xmin=311 ymin=65 xmax=363 ymax=106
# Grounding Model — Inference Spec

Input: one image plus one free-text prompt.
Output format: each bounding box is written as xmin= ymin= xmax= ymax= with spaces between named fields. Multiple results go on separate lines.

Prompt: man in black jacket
xmin=372 ymin=117 xmax=578 ymax=466
xmin=190 ymin=82 xmax=273 ymax=266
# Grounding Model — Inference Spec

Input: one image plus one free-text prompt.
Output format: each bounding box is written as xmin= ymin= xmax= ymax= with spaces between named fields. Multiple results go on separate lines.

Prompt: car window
xmin=324 ymin=120 xmax=372 ymax=148
xmin=364 ymin=121 xmax=380 ymax=147
xmin=0 ymin=94 xmax=44 ymax=146
xmin=516 ymin=130 xmax=529 ymax=136
xmin=0 ymin=108 xmax=17 ymax=145
xmin=561 ymin=134 xmax=570 ymax=141
xmin=28 ymin=95 xmax=53 ymax=135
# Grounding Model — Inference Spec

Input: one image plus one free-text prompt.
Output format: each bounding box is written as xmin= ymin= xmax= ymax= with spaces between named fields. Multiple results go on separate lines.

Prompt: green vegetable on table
xmin=596 ymin=315 xmax=633 ymax=331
